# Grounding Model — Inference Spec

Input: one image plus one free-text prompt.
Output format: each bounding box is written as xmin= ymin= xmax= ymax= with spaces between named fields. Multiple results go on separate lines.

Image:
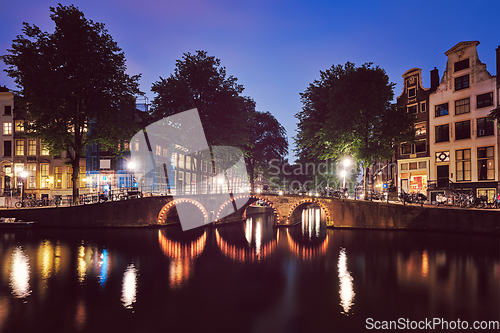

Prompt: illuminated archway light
xmin=157 ymin=199 xmax=208 ymax=225
xmin=215 ymin=194 xmax=250 ymax=221
xmin=286 ymin=229 xmax=330 ymax=259
xmin=215 ymin=229 xmax=277 ymax=263
xmin=158 ymin=230 xmax=207 ymax=260
xmin=285 ymin=199 xmax=330 ymax=225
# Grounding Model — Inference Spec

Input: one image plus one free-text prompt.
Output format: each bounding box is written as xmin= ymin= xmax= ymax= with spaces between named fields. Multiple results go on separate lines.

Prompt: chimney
xmin=430 ymin=67 xmax=439 ymax=93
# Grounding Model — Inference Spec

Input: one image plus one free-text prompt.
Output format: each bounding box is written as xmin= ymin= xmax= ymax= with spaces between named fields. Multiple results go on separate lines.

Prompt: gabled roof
xmin=445 ymin=41 xmax=480 ymax=56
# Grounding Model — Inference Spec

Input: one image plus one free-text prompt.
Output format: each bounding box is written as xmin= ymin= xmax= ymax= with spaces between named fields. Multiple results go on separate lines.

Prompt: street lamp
xmin=19 ymin=171 xmax=28 ymax=200
xmin=127 ymin=161 xmax=136 ymax=191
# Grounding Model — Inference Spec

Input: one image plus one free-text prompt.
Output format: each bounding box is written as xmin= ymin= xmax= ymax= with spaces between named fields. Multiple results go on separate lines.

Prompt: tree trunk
xmin=364 ymin=166 xmax=370 ymax=200
xmin=72 ymin=154 xmax=80 ymax=205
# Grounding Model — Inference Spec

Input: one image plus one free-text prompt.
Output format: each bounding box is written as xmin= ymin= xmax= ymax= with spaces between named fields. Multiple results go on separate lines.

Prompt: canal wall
xmin=331 ymin=199 xmax=500 ymax=235
xmin=0 ymin=197 xmax=173 ymax=227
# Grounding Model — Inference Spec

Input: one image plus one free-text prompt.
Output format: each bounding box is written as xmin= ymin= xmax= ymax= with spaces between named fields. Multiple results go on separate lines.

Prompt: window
xmin=454 ymin=74 xmax=469 ymax=91
xmin=15 ymin=120 xmax=24 ymax=132
xmin=409 ymin=162 xmax=417 ymax=170
xmin=156 ymin=145 xmax=161 ymax=156
xmin=415 ymin=139 xmax=426 ymax=153
xmin=4 ymin=105 xmax=12 ymax=115
xmin=456 ymin=149 xmax=471 ymax=181
xmin=80 ymin=167 xmax=86 ymax=188
xmin=3 ymin=122 xmax=12 ymax=135
xmin=454 ymin=59 xmax=470 ymax=72
xmin=420 ymin=101 xmax=426 ymax=113
xmin=28 ymin=139 xmax=36 ymax=156
xmin=435 ymin=151 xmax=450 ymax=162
xmin=477 ymin=92 xmax=493 ymax=109
xmin=41 ymin=142 xmax=50 ymax=155
xmin=408 ymin=88 xmax=416 ymax=98
xmin=435 ymin=124 xmax=449 ymax=143
xmin=400 ymin=143 xmax=412 ymax=155
xmin=40 ymin=164 xmax=49 ymax=189
xmin=455 ymin=97 xmax=470 ymax=115
xmin=477 ymin=146 xmax=494 ymax=180
xmin=3 ymin=140 xmax=11 ymax=157
xmin=186 ymin=156 xmax=191 ymax=170
xmin=407 ymin=105 xmax=417 ymax=114
xmin=435 ymin=103 xmax=449 ymax=117
xmin=27 ymin=164 xmax=36 ymax=189
xmin=178 ymin=154 xmax=184 ymax=168
xmin=455 ymin=120 xmax=470 ymax=140
xmin=415 ymin=122 xmax=426 ymax=136
xmin=418 ymin=161 xmax=426 ymax=169
xmin=476 ymin=117 xmax=495 ymax=137
xmin=54 ymin=167 xmax=62 ymax=188
xmin=15 ymin=140 xmax=24 ymax=156
xmin=401 ymin=163 xmax=408 ymax=171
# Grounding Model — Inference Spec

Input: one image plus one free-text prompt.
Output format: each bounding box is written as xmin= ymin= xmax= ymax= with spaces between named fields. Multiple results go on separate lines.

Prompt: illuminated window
xmin=156 ymin=145 xmax=161 ymax=156
xmin=435 ymin=103 xmax=449 ymax=117
xmin=67 ymin=167 xmax=73 ymax=188
xmin=456 ymin=149 xmax=471 ymax=181
xmin=178 ymin=154 xmax=184 ymax=168
xmin=80 ymin=166 xmax=86 ymax=188
xmin=55 ymin=167 xmax=62 ymax=189
xmin=41 ymin=142 xmax=50 ymax=155
xmin=3 ymin=122 xmax=12 ymax=135
xmin=15 ymin=140 xmax=24 ymax=156
xmin=477 ymin=147 xmax=494 ymax=180
xmin=15 ymin=120 xmax=24 ymax=132
xmin=27 ymin=164 xmax=36 ymax=189
xmin=40 ymin=164 xmax=49 ymax=189
xmin=28 ymin=139 xmax=36 ymax=156
xmin=186 ymin=156 xmax=191 ymax=170
xmin=415 ymin=122 xmax=426 ymax=136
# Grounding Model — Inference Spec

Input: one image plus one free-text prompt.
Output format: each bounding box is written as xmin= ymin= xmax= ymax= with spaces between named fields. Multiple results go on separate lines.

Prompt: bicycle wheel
xmin=15 ymin=201 xmax=23 ymax=208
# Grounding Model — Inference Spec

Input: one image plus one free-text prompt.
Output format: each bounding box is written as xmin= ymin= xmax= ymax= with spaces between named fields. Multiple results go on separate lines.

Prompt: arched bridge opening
xmin=157 ymin=198 xmax=208 ymax=226
xmin=285 ymin=199 xmax=331 ymax=226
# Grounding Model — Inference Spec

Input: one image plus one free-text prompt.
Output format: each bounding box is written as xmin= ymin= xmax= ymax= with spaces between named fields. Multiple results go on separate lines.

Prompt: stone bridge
xmin=2 ymin=193 xmax=498 ymax=234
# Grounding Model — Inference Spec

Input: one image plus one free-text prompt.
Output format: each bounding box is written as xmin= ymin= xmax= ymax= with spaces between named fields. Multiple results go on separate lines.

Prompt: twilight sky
xmin=1 ymin=0 xmax=499 ymax=162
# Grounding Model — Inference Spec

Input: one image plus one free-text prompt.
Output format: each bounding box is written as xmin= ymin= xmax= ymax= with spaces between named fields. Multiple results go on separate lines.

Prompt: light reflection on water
xmin=0 ymin=207 xmax=497 ymax=332
xmin=10 ymin=247 xmax=31 ymax=299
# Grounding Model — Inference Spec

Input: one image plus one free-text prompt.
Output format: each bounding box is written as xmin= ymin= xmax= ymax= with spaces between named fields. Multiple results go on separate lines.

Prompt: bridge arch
xmin=157 ymin=198 xmax=209 ymax=225
xmin=215 ymin=194 xmax=281 ymax=222
xmin=285 ymin=198 xmax=331 ymax=225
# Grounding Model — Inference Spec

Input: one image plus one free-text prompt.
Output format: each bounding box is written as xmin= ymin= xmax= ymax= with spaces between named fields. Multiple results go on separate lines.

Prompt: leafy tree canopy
xmin=3 ymin=4 xmax=142 ymax=201
xmin=150 ymin=50 xmax=253 ymax=148
xmin=244 ymin=110 xmax=288 ymax=191
xmin=295 ymin=62 xmax=415 ymax=194
xmin=296 ymin=62 xmax=415 ymax=164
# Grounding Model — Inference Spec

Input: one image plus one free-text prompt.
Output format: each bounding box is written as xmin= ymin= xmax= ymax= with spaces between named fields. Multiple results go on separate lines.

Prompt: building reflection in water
xmin=216 ymin=216 xmax=277 ymax=263
xmin=10 ymin=246 xmax=31 ymax=299
xmin=121 ymin=264 xmax=137 ymax=309
xmin=338 ymin=247 xmax=355 ymax=315
xmin=99 ymin=249 xmax=109 ymax=286
xmin=286 ymin=229 xmax=329 ymax=259
xmin=158 ymin=230 xmax=207 ymax=289
xmin=77 ymin=244 xmax=87 ymax=283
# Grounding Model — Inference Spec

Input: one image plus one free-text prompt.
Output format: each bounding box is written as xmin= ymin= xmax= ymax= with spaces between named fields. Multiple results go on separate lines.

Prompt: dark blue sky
xmin=1 ymin=0 xmax=499 ymax=161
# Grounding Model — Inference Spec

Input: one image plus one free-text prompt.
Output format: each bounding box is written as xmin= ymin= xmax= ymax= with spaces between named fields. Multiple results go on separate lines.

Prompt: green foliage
xmin=3 ymin=4 xmax=141 ymax=202
xmin=244 ymin=111 xmax=288 ymax=190
xmin=295 ymin=61 xmax=415 ymax=166
xmin=150 ymin=50 xmax=252 ymax=148
xmin=489 ymin=106 xmax=500 ymax=128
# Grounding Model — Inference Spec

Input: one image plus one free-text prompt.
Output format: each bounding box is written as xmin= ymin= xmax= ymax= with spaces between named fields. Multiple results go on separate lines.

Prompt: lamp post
xmin=127 ymin=161 xmax=136 ymax=191
xmin=19 ymin=171 xmax=28 ymax=201
xmin=340 ymin=157 xmax=351 ymax=198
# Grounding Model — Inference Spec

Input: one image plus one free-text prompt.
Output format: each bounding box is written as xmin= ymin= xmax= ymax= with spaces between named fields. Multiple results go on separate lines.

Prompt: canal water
xmin=0 ymin=207 xmax=499 ymax=332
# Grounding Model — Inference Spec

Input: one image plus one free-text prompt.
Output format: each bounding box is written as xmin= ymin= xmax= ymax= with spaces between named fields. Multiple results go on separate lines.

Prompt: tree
xmin=244 ymin=111 xmax=288 ymax=192
xmin=3 ymin=4 xmax=141 ymax=203
xmin=151 ymin=50 xmax=252 ymax=148
xmin=489 ymin=106 xmax=500 ymax=129
xmin=295 ymin=62 xmax=415 ymax=197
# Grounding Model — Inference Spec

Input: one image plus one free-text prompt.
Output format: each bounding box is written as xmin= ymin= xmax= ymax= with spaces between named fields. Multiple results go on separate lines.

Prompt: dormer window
xmin=454 ymin=58 xmax=470 ymax=72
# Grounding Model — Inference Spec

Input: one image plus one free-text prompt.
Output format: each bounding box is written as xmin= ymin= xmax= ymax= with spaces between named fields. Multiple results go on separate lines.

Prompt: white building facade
xmin=428 ymin=41 xmax=498 ymax=203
